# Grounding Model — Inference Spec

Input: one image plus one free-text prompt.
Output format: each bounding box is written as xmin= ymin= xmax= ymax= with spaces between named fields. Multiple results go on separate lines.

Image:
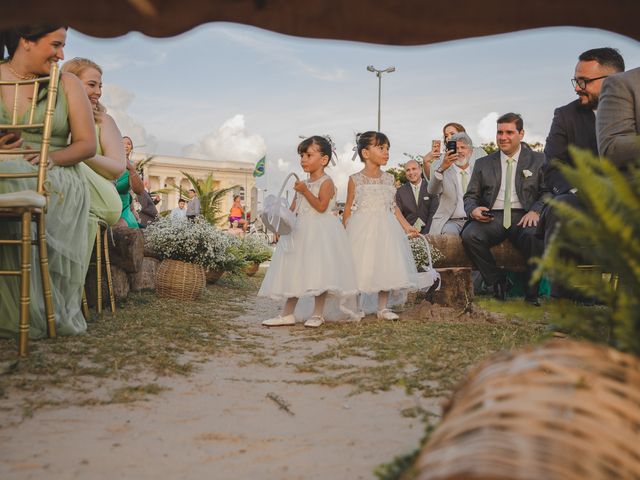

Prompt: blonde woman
xmin=62 ymin=57 xmax=124 ymax=264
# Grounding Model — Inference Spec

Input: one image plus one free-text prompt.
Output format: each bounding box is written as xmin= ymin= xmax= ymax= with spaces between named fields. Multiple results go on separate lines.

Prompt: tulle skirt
xmin=347 ymin=209 xmax=418 ymax=313
xmin=258 ymin=212 xmax=360 ymax=320
xmin=0 ymin=159 xmax=90 ymax=339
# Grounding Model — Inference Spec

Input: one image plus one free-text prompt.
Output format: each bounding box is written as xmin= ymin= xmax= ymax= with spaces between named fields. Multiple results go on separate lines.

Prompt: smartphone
xmin=431 ymin=139 xmax=441 ymax=154
xmin=0 ymin=129 xmax=21 ymax=140
xmin=446 ymin=140 xmax=457 ymax=153
xmin=481 ymin=210 xmax=495 ymax=218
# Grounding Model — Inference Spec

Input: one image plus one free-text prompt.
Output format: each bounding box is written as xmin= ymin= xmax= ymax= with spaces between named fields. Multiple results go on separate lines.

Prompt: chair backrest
xmin=0 ymin=62 xmax=60 ymax=194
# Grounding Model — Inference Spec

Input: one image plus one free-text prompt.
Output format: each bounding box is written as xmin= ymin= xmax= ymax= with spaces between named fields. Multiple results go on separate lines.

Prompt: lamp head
xmin=366 ymin=65 xmax=375 ymax=72
xmin=386 ymin=66 xmax=396 ymax=73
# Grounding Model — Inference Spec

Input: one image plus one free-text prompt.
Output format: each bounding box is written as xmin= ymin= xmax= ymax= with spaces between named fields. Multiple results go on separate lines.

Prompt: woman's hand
xmin=0 ymin=132 xmax=23 ymax=150
xmin=26 ymin=153 xmax=55 ymax=169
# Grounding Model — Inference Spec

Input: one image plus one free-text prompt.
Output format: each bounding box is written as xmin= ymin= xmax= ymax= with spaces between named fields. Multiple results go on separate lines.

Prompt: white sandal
xmin=304 ymin=315 xmax=325 ymax=328
xmin=262 ymin=314 xmax=296 ymax=327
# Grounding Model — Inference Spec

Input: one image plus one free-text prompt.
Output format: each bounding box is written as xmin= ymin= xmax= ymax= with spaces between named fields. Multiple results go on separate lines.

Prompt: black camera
xmin=446 ymin=140 xmax=457 ymax=153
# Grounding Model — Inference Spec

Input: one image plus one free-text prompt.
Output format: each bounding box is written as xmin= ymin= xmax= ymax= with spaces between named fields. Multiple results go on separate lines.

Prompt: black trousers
xmin=538 ymin=193 xmax=589 ymax=298
xmin=461 ymin=209 xmax=543 ymax=297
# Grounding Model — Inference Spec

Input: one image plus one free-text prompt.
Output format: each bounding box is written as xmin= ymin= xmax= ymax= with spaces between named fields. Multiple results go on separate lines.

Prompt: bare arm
xmin=84 ymin=112 xmax=126 ymax=180
xmin=49 ymin=73 xmax=96 ymax=166
xmin=342 ymin=177 xmax=355 ymax=227
xmin=394 ymin=206 xmax=419 ymax=237
xmin=127 ymin=159 xmax=145 ymax=195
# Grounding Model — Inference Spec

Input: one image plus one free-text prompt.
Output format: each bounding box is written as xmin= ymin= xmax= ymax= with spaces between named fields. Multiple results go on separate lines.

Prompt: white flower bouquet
xmin=409 ymin=236 xmax=444 ymax=270
xmin=145 ymin=216 xmax=244 ymax=272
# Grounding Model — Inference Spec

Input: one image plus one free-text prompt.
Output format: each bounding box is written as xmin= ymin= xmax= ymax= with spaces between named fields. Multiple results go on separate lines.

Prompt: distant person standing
xmin=186 ymin=188 xmax=200 ymax=220
xmin=395 ymin=160 xmax=438 ymax=234
xmin=171 ymin=198 xmax=188 ymax=219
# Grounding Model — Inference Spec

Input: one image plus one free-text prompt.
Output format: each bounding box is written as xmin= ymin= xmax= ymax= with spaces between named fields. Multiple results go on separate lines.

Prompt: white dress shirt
xmin=492 ymin=147 xmax=523 ymax=211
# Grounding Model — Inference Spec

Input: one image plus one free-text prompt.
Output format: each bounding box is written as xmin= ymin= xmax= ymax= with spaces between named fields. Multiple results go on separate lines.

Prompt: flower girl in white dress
xmin=343 ymin=131 xmax=420 ymax=320
xmin=259 ymin=136 xmax=359 ymax=328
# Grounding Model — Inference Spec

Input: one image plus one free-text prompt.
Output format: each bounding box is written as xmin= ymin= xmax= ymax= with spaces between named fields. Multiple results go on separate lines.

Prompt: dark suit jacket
xmin=137 ymin=190 xmax=158 ymax=226
xmin=395 ymin=178 xmax=438 ymax=234
xmin=464 ymin=148 xmax=546 ymax=216
xmin=543 ymin=99 xmax=598 ymax=196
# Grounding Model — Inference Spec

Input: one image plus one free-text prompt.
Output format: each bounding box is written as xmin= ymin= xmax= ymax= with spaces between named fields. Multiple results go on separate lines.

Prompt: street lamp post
xmin=366 ymin=65 xmax=395 ymax=131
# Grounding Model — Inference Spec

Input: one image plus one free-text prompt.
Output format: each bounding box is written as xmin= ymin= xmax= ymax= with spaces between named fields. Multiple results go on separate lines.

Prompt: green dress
xmin=115 ymin=170 xmax=139 ymax=228
xmin=0 ymin=71 xmax=90 ymax=339
xmin=80 ymin=124 xmax=121 ymax=266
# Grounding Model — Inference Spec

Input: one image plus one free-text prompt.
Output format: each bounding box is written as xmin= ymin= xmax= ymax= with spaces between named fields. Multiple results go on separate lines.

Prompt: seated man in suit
xmin=597 ymin=66 xmax=640 ymax=169
xmin=428 ymin=132 xmax=476 ymax=235
xmin=395 ymin=160 xmax=438 ymax=234
xmin=541 ymin=47 xmax=624 ymax=298
xmin=461 ymin=113 xmax=546 ymax=305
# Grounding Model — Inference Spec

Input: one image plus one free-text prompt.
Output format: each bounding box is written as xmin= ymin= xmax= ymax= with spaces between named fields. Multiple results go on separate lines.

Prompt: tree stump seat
xmin=424 ymin=234 xmax=527 ymax=307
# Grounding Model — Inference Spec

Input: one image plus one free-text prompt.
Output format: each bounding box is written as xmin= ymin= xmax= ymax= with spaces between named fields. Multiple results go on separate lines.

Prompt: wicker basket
xmin=414 ymin=340 xmax=640 ymax=480
xmin=156 ymin=259 xmax=205 ymax=301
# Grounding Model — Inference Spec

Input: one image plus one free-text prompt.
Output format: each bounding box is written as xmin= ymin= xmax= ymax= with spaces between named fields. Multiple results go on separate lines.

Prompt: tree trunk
xmin=427 ymin=267 xmax=474 ymax=307
xmin=107 ymin=225 xmax=145 ymax=273
xmin=129 ymin=257 xmax=160 ymax=292
xmin=426 ymin=234 xmax=526 ymax=272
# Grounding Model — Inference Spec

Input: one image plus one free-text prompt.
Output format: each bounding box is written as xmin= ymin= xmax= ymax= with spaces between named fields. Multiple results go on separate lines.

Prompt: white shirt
xmin=171 ymin=207 xmax=187 ymax=219
xmin=492 ymin=147 xmax=523 ymax=211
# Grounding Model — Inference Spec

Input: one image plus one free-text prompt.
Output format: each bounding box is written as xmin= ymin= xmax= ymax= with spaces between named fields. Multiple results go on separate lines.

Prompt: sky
xmin=64 ymin=24 xmax=640 ymax=200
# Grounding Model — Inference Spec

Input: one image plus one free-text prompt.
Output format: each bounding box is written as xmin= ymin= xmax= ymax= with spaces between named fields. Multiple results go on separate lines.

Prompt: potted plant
xmin=145 ymin=217 xmax=242 ymax=297
xmin=239 ymin=234 xmax=272 ymax=276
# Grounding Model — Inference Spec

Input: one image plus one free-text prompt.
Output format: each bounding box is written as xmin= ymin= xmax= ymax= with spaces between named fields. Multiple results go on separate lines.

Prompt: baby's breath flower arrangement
xmin=409 ymin=236 xmax=444 ymax=270
xmin=145 ymin=216 xmax=243 ymax=273
xmin=239 ymin=234 xmax=272 ymax=265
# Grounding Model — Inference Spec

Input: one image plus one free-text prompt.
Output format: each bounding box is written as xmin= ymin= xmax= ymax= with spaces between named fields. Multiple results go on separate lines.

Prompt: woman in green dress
xmin=115 ymin=136 xmax=145 ymax=228
xmin=62 ymin=57 xmax=125 ymax=264
xmin=0 ymin=26 xmax=96 ymax=339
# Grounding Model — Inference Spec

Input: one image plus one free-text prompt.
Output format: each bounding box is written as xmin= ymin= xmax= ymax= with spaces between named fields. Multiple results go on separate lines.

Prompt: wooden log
xmin=85 ymin=264 xmax=129 ymax=308
xmin=129 ymin=257 xmax=160 ymax=292
xmin=107 ymin=225 xmax=144 ymax=273
xmin=428 ymin=267 xmax=473 ymax=307
xmin=426 ymin=234 xmax=527 ymax=272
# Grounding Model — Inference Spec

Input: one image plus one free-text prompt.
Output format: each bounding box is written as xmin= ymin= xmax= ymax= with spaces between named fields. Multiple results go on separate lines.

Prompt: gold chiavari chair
xmin=82 ymin=219 xmax=116 ymax=317
xmin=0 ymin=62 xmax=60 ymax=356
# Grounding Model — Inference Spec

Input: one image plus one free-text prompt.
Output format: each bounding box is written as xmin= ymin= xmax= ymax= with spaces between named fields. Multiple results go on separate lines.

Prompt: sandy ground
xmin=0 ymin=294 xmax=440 ymax=480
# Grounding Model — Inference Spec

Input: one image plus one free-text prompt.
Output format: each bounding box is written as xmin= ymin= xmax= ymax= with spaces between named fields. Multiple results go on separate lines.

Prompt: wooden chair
xmin=82 ymin=220 xmax=116 ymax=317
xmin=0 ymin=63 xmax=60 ymax=356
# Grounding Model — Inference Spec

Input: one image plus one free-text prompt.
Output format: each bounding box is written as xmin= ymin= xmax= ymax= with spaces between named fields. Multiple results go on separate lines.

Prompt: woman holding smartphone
xmin=423 ymin=122 xmax=485 ymax=178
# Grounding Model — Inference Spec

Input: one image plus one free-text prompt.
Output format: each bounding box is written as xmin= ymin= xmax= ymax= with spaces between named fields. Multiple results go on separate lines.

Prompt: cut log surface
xmin=431 ymin=268 xmax=473 ymax=307
xmin=427 ymin=234 xmax=526 ymax=272
xmin=108 ymin=225 xmax=144 ymax=273
xmin=129 ymin=257 xmax=160 ymax=292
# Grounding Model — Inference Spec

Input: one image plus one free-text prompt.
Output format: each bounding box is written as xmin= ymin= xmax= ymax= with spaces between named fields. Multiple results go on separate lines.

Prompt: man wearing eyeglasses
xmin=539 ymin=48 xmax=624 ymax=299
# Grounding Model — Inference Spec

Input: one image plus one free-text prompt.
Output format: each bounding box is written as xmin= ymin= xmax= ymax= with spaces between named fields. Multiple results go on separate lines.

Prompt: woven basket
xmin=156 ymin=259 xmax=205 ymax=301
xmin=414 ymin=340 xmax=640 ymax=480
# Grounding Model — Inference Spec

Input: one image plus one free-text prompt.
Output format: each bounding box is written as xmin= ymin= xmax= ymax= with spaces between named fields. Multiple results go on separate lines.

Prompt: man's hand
xmin=439 ymin=149 xmax=459 ymax=171
xmin=517 ymin=210 xmax=540 ymax=228
xmin=471 ymin=207 xmax=492 ymax=222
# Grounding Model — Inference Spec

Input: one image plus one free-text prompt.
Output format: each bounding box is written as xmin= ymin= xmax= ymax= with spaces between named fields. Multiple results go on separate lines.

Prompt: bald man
xmin=395 ymin=160 xmax=438 ymax=234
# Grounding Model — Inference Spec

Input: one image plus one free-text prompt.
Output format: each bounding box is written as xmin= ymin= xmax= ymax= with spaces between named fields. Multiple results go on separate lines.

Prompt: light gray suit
xmin=427 ymin=160 xmax=475 ymax=235
xmin=597 ymin=67 xmax=640 ymax=169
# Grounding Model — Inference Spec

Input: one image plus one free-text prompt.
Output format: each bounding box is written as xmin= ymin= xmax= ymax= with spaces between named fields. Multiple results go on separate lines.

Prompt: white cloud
xmin=102 ymin=84 xmax=157 ymax=152
xmin=476 ymin=112 xmax=499 ymax=144
xmin=183 ymin=115 xmax=266 ymax=163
